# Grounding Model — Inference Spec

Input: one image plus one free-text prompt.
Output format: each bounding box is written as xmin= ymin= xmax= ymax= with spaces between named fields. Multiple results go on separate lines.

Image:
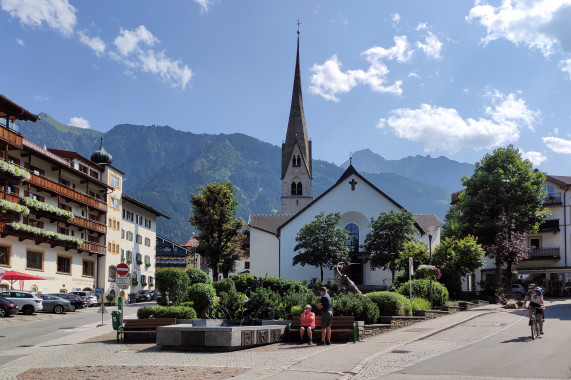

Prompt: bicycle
xmin=530 ymin=306 xmax=541 ymax=340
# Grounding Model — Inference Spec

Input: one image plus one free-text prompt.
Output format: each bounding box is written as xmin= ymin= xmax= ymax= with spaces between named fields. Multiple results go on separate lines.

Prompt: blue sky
xmin=2 ymin=0 xmax=571 ymax=175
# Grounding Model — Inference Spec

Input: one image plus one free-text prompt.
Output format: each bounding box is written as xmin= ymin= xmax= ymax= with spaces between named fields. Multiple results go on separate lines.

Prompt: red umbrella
xmin=0 ymin=270 xmax=46 ymax=290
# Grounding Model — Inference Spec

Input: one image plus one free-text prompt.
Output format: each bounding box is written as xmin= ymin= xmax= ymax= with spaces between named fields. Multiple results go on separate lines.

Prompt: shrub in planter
xmin=106 ymin=293 xmax=115 ymax=303
xmin=246 ymin=287 xmax=282 ymax=320
xmin=186 ymin=268 xmax=212 ymax=285
xmin=127 ymin=259 xmax=132 ymax=264
xmin=396 ymin=279 xmax=449 ymax=308
xmin=332 ymin=293 xmax=380 ymax=324
xmin=131 ymin=280 xmax=138 ymax=286
xmin=137 ymin=305 xmax=197 ymax=319
xmin=156 ymin=268 xmax=190 ymax=306
xmin=0 ymin=160 xmax=30 ymax=182
xmin=188 ymin=283 xmax=216 ymax=313
xmin=21 ymin=197 xmax=73 ymax=220
xmin=213 ymin=278 xmax=236 ymax=294
xmin=367 ymin=291 xmax=411 ymax=316
xmin=218 ymin=289 xmax=247 ymax=319
xmin=0 ymin=199 xmax=29 ymax=216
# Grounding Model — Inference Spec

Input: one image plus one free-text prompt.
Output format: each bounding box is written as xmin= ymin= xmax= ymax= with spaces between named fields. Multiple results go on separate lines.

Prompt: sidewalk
xmin=0 ymin=304 xmax=503 ymax=380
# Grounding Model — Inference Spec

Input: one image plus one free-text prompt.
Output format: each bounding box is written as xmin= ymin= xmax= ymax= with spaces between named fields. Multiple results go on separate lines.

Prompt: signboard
xmin=116 ymin=263 xmax=129 ymax=277
xmin=116 ymin=276 xmax=130 ymax=289
xmin=95 ymin=288 xmax=104 ymax=296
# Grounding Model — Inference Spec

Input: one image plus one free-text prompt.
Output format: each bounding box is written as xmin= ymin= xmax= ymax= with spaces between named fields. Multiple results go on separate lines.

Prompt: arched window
xmin=292 ymin=157 xmax=297 ymax=167
xmin=291 ymin=182 xmax=297 ymax=195
xmin=109 ymin=266 xmax=117 ymax=282
xmin=297 ymin=182 xmax=302 ymax=195
xmin=296 ymin=155 xmax=301 ymax=167
xmin=345 ymin=223 xmax=359 ymax=253
xmin=30 ymin=285 xmax=39 ymax=293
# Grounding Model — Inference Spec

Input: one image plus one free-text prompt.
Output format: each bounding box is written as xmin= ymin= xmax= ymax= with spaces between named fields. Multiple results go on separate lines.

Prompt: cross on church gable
xmin=349 ymin=179 xmax=358 ymax=191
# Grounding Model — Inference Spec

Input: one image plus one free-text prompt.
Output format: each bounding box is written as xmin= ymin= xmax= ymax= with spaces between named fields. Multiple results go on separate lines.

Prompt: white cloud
xmin=484 ymin=89 xmax=540 ymax=131
xmin=364 ymin=36 xmax=413 ymax=63
xmin=69 ymin=116 xmax=90 ymax=129
xmin=416 ymin=31 xmax=443 ymax=59
xmin=543 ymin=136 xmax=571 ymax=154
xmin=377 ymin=90 xmax=539 ymax=154
xmin=111 ymin=25 xmax=192 ymax=90
xmin=392 ymin=13 xmax=401 ymax=25
xmin=553 ymin=128 xmax=559 ymax=134
xmin=16 ymin=38 xmax=24 ymax=46
xmin=521 ymin=150 xmax=547 ymax=165
xmin=194 ymin=0 xmax=213 ymax=13
xmin=467 ymin=0 xmax=571 ymax=56
xmin=78 ymin=30 xmax=105 ymax=56
xmin=1 ymin=0 xmax=77 ymax=36
xmin=560 ymin=58 xmax=571 ymax=79
xmin=416 ymin=22 xmax=428 ymax=31
xmin=408 ymin=71 xmax=420 ymax=79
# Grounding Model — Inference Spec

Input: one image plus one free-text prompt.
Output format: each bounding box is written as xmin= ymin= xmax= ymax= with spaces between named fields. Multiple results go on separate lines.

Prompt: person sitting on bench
xmin=299 ymin=304 xmax=315 ymax=345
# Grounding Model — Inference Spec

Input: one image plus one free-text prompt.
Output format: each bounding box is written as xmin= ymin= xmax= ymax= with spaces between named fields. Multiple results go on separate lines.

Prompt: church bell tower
xmin=281 ymin=27 xmax=313 ymax=214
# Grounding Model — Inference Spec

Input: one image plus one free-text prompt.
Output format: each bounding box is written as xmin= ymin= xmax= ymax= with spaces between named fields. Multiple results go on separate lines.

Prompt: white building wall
xmin=249 ymin=228 xmax=280 ymax=278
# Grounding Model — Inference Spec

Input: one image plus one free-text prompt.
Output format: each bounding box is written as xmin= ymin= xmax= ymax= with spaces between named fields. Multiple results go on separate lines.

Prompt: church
xmin=248 ymin=31 xmax=442 ymax=287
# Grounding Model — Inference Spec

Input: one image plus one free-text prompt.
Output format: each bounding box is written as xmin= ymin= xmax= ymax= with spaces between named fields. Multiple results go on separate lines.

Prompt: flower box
xmin=0 ymin=199 xmax=29 ymax=222
xmin=0 ymin=160 xmax=30 ymax=184
xmin=6 ymin=222 xmax=83 ymax=247
xmin=21 ymin=197 xmax=73 ymax=221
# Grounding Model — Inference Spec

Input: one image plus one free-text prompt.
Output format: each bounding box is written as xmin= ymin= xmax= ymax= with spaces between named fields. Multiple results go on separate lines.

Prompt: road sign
xmin=117 ymin=263 xmax=129 ymax=277
xmin=95 ymin=287 xmax=104 ymax=296
xmin=116 ymin=276 xmax=130 ymax=289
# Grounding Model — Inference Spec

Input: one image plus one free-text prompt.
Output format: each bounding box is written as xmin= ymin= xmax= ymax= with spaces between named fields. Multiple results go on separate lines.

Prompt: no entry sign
xmin=117 ymin=263 xmax=129 ymax=277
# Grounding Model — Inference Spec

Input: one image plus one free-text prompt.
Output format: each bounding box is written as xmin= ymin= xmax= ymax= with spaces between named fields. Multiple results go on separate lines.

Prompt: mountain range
xmin=17 ymin=114 xmax=474 ymax=243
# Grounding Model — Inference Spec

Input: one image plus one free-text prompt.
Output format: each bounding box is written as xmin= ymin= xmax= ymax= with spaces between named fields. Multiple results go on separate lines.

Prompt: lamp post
xmin=427 ymin=226 xmax=435 ymax=309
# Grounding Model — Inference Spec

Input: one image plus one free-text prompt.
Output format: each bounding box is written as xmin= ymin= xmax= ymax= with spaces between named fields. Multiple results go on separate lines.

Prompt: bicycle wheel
xmin=531 ymin=317 xmax=537 ymax=340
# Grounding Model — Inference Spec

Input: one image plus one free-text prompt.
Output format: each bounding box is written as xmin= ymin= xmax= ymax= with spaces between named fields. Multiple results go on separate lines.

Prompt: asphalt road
xmin=382 ymin=299 xmax=571 ymax=379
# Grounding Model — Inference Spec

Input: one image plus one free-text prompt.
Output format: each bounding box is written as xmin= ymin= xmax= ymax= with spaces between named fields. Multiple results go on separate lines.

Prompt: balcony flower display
xmin=6 ymin=222 xmax=83 ymax=247
xmin=0 ymin=160 xmax=31 ymax=182
xmin=0 ymin=199 xmax=29 ymax=216
xmin=21 ymin=197 xmax=74 ymax=221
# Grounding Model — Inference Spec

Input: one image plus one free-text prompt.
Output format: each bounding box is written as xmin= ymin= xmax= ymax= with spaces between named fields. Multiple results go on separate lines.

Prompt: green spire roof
xmin=91 ymin=137 xmax=113 ymax=165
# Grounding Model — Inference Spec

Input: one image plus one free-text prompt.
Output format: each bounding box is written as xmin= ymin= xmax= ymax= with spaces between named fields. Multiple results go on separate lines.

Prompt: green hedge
xmin=332 ymin=293 xmax=380 ymax=324
xmin=410 ymin=297 xmax=431 ymax=313
xmin=186 ymin=268 xmax=211 ymax=285
xmin=367 ymin=291 xmax=411 ymax=316
xmin=188 ymin=283 xmax=216 ymax=314
xmin=156 ymin=268 xmax=190 ymax=306
xmin=218 ymin=289 xmax=247 ymax=319
xmin=396 ymin=279 xmax=449 ymax=308
xmin=137 ymin=305 xmax=197 ymax=319
xmin=213 ymin=278 xmax=236 ymax=294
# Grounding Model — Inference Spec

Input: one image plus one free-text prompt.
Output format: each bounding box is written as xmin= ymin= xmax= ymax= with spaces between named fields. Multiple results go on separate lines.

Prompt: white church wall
xmin=249 ymin=228 xmax=280 ymax=278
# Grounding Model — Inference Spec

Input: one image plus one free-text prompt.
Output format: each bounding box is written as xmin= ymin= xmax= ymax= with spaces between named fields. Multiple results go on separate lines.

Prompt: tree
xmin=394 ymin=240 xmax=429 ymax=285
xmin=362 ymin=210 xmax=417 ymax=282
xmin=293 ymin=212 xmax=351 ymax=282
xmin=189 ymin=182 xmax=246 ymax=280
xmin=441 ymin=203 xmax=463 ymax=239
xmin=432 ymin=236 xmax=485 ymax=298
xmin=457 ymin=145 xmax=548 ymax=289
xmin=155 ymin=268 xmax=190 ymax=306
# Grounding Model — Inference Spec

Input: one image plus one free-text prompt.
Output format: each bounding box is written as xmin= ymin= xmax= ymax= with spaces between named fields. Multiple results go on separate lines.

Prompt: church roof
xmin=248 ymin=214 xmax=294 ymax=235
xmin=281 ymin=33 xmax=311 ymax=179
xmin=413 ymin=214 xmax=444 ymax=235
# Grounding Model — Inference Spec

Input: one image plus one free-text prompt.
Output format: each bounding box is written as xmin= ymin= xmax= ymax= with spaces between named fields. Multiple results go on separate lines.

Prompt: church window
xmin=291 ymin=182 xmax=297 ymax=195
xmin=345 ymin=223 xmax=359 ymax=253
xmin=292 ymin=157 xmax=297 ymax=167
xmin=296 ymin=155 xmax=301 ymax=167
xmin=297 ymin=182 xmax=302 ymax=195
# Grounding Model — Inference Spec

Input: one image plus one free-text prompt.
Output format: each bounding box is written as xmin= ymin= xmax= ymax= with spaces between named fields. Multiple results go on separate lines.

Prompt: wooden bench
xmin=288 ymin=315 xmax=357 ymax=343
xmin=117 ymin=318 xmax=176 ymax=342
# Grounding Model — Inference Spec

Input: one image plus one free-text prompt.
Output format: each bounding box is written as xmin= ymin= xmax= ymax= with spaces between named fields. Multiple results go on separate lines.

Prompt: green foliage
xmin=332 ymin=293 xmax=380 ymax=324
xmin=0 ymin=160 xmax=30 ymax=181
xmin=186 ymin=268 xmax=212 ymax=285
xmin=213 ymin=278 xmax=236 ymax=294
xmin=6 ymin=222 xmax=83 ymax=246
xmin=155 ymin=268 xmax=190 ymax=306
xmin=218 ymin=289 xmax=247 ymax=319
xmin=367 ymin=291 xmax=411 ymax=316
xmin=410 ymin=298 xmax=431 ymax=313
xmin=293 ymin=211 xmax=351 ymax=281
xmin=394 ymin=240 xmax=429 ymax=281
xmin=179 ymin=301 xmax=194 ymax=308
xmin=362 ymin=210 xmax=417 ymax=282
xmin=189 ymin=182 xmax=246 ymax=280
xmin=277 ymin=289 xmax=316 ymax=320
xmin=137 ymin=305 xmax=197 ymax=319
xmin=291 ymin=305 xmax=303 ymax=318
xmin=188 ymin=283 xmax=216 ymax=314
xmin=21 ymin=197 xmax=73 ymax=220
xmin=230 ymin=273 xmax=257 ymax=293
xmin=396 ymin=279 xmax=449 ymax=308
xmin=0 ymin=199 xmax=29 ymax=216
xmin=246 ymin=287 xmax=283 ymax=320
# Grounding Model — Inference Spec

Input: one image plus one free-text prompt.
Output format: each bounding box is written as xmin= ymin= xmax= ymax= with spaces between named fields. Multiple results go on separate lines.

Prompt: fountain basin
xmin=156 ymin=324 xmax=286 ymax=351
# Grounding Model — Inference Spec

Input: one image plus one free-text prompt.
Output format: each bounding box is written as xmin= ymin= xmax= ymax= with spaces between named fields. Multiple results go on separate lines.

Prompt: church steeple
xmin=281 ymin=28 xmax=312 ymax=180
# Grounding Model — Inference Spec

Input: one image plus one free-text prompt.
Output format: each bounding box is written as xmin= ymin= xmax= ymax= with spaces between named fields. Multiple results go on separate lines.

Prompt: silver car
xmin=37 ymin=294 xmax=73 ymax=313
xmin=0 ymin=290 xmax=43 ymax=315
xmin=70 ymin=291 xmax=98 ymax=306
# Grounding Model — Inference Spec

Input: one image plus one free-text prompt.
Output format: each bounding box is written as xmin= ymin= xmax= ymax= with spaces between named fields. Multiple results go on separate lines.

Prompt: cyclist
xmin=523 ymin=283 xmax=544 ymax=334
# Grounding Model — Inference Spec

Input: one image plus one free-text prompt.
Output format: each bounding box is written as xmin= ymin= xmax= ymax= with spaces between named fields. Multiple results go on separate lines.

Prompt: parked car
xmin=0 ymin=296 xmax=19 ymax=317
xmin=70 ymin=291 xmax=98 ymax=306
xmin=48 ymin=293 xmax=86 ymax=310
xmin=135 ymin=290 xmax=151 ymax=302
xmin=37 ymin=294 xmax=73 ymax=314
xmin=512 ymin=284 xmax=526 ymax=298
xmin=0 ymin=290 xmax=43 ymax=315
xmin=149 ymin=290 xmax=156 ymax=300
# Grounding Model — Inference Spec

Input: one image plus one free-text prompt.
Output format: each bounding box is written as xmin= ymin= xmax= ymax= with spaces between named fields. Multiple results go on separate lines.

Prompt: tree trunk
xmin=320 ymin=264 xmax=324 ymax=282
xmin=506 ymin=262 xmax=513 ymax=299
xmin=212 ymin=266 xmax=219 ymax=282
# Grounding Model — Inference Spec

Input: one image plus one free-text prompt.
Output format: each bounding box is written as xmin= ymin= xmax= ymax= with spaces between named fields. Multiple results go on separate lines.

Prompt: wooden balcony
xmin=527 ymin=247 xmax=560 ymax=260
xmin=79 ymin=241 xmax=106 ymax=256
xmin=0 ymin=126 xmax=23 ymax=150
xmin=542 ymin=193 xmax=562 ymax=206
xmin=0 ymin=192 xmax=21 ymax=203
xmin=27 ymin=172 xmax=107 ymax=212
xmin=538 ymin=219 xmax=560 ymax=232
xmin=68 ymin=216 xmax=107 ymax=234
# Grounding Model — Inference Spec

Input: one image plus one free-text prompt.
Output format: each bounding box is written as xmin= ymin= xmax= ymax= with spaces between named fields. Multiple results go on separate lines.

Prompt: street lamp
xmin=427 ymin=226 xmax=435 ymax=309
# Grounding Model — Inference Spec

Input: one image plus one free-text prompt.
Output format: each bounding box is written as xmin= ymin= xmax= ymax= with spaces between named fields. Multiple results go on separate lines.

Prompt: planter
xmin=5 ymin=222 xmax=83 ymax=247
xmin=21 ymin=197 xmax=73 ymax=222
xmin=0 ymin=199 xmax=29 ymax=222
xmin=0 ymin=161 xmax=30 ymax=184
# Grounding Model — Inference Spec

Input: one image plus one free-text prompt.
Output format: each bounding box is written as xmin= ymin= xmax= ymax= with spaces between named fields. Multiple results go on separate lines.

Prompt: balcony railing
xmin=79 ymin=241 xmax=106 ymax=255
xmin=0 ymin=126 xmax=23 ymax=149
xmin=68 ymin=216 xmax=107 ymax=234
xmin=527 ymin=247 xmax=560 ymax=260
xmin=156 ymin=258 xmax=187 ymax=267
xmin=538 ymin=219 xmax=560 ymax=232
xmin=542 ymin=193 xmax=562 ymax=206
xmin=27 ymin=172 xmax=106 ymax=211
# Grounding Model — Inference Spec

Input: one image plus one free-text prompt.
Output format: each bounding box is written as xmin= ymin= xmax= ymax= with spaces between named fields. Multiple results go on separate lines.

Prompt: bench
xmin=288 ymin=315 xmax=357 ymax=343
xmin=117 ymin=318 xmax=177 ymax=342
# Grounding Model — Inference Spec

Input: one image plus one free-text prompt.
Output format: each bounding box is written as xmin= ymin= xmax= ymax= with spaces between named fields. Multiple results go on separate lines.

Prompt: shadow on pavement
xmin=501 ymin=336 xmax=542 ymax=343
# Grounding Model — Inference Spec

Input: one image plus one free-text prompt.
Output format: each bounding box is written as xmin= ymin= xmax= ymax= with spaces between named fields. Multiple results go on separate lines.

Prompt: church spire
xmin=281 ymin=26 xmax=311 ymax=180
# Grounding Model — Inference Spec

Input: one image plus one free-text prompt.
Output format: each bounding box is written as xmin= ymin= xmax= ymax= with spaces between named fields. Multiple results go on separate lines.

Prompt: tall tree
xmin=458 ymin=145 xmax=548 ymax=288
xmin=189 ymin=182 xmax=246 ymax=280
xmin=293 ymin=212 xmax=351 ymax=282
xmin=362 ymin=210 xmax=417 ymax=282
xmin=432 ymin=236 xmax=485 ymax=298
xmin=394 ymin=240 xmax=430 ymax=285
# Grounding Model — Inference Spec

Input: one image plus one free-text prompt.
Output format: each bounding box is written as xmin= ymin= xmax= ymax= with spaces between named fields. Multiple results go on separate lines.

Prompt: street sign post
xmin=116 ymin=263 xmax=129 ymax=277
xmin=116 ymin=276 xmax=130 ymax=289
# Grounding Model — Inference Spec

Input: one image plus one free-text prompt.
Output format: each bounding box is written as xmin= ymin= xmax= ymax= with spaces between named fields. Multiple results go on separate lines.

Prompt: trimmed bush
xmin=179 ymin=301 xmax=194 ymax=308
xmin=275 ymin=289 xmax=316 ymax=320
xmin=156 ymin=268 xmax=190 ymax=306
xmin=290 ymin=305 xmax=303 ymax=318
xmin=367 ymin=291 xmax=411 ymax=316
xmin=230 ymin=273 xmax=257 ymax=293
xmin=213 ymin=278 xmax=236 ymax=294
xmin=137 ymin=305 xmax=197 ymax=319
xmin=246 ymin=287 xmax=282 ymax=320
xmin=188 ymin=283 xmax=216 ymax=314
xmin=396 ymin=279 xmax=449 ymax=308
xmin=186 ymin=268 xmax=211 ymax=285
xmin=332 ymin=293 xmax=380 ymax=324
xmin=410 ymin=297 xmax=431 ymax=313
xmin=218 ymin=289 xmax=247 ymax=319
